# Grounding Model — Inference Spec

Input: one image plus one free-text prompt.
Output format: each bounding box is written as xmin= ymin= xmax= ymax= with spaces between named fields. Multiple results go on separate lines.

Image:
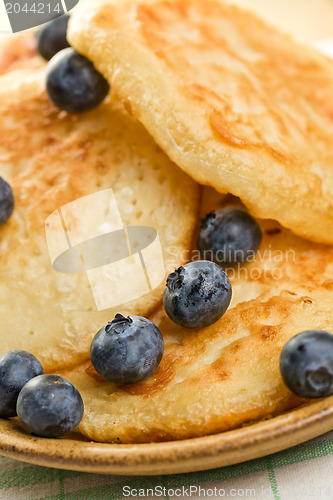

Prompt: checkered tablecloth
xmin=0 ymin=429 xmax=333 ymax=499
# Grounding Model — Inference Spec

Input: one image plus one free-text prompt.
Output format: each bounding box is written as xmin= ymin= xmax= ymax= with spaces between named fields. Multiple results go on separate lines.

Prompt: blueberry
xmin=36 ymin=15 xmax=70 ymax=61
xmin=46 ymin=48 xmax=110 ymax=113
xmin=90 ymin=314 xmax=164 ymax=384
xmin=280 ymin=330 xmax=333 ymax=399
xmin=163 ymin=260 xmax=232 ymax=329
xmin=0 ymin=178 xmax=14 ymax=227
xmin=16 ymin=374 xmax=84 ymax=438
xmin=0 ymin=350 xmax=44 ymax=418
xmin=197 ymin=207 xmax=262 ymax=266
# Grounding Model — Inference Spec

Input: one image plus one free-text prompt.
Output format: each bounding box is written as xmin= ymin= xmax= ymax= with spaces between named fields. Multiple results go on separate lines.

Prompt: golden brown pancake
xmin=0 ymin=69 xmax=199 ymax=371
xmin=0 ymin=32 xmax=43 ymax=75
xmin=69 ymin=0 xmax=333 ymax=244
xmin=60 ymin=197 xmax=333 ymax=443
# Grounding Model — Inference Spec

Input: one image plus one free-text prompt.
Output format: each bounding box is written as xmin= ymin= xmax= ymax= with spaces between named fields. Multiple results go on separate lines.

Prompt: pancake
xmin=0 ymin=32 xmax=43 ymax=75
xmin=60 ymin=196 xmax=333 ymax=443
xmin=226 ymin=0 xmax=333 ymax=43
xmin=68 ymin=0 xmax=333 ymax=244
xmin=0 ymin=68 xmax=199 ymax=371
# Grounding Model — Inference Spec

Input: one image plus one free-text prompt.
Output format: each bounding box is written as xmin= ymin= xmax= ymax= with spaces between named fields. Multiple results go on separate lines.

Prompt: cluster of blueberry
xmin=0 ymin=350 xmax=83 ymax=437
xmin=0 ymin=178 xmax=14 ymax=228
xmin=89 ymin=208 xmax=333 ymax=402
xmin=90 ymin=314 xmax=165 ymax=385
xmin=0 ymin=316 xmax=162 ymax=438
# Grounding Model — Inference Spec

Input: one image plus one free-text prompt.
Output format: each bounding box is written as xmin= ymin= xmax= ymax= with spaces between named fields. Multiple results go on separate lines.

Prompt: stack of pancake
xmin=1 ymin=0 xmax=333 ymax=443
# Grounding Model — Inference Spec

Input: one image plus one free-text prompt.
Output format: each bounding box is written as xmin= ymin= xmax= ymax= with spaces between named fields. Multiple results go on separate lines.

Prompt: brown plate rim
xmin=0 ymin=397 xmax=333 ymax=475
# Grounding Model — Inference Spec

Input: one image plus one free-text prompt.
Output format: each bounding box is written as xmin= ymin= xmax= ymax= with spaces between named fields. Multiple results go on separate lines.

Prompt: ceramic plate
xmin=0 ymin=398 xmax=333 ymax=475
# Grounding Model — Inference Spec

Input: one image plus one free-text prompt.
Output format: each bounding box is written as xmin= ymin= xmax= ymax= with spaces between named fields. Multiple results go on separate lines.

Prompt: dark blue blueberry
xmin=46 ymin=48 xmax=110 ymax=113
xmin=36 ymin=15 xmax=70 ymax=61
xmin=0 ymin=350 xmax=44 ymax=418
xmin=163 ymin=260 xmax=232 ymax=329
xmin=16 ymin=374 xmax=84 ymax=437
xmin=197 ymin=207 xmax=262 ymax=266
xmin=0 ymin=178 xmax=14 ymax=227
xmin=280 ymin=330 xmax=333 ymax=399
xmin=90 ymin=314 xmax=164 ymax=384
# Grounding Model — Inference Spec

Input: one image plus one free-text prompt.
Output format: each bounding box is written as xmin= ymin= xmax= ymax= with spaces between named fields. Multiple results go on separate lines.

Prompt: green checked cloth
xmin=0 ymin=429 xmax=333 ymax=500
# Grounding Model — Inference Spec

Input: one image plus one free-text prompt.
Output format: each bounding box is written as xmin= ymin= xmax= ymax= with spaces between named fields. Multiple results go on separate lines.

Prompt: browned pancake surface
xmin=0 ymin=69 xmax=199 ymax=371
xmin=69 ymin=0 xmax=333 ymax=244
